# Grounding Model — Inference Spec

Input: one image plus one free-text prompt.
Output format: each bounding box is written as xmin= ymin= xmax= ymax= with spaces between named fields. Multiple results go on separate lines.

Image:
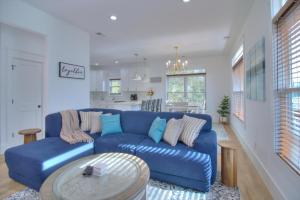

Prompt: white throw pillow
xmin=80 ymin=111 xmax=102 ymax=133
xmin=93 ymin=113 xmax=113 ymax=134
xmin=179 ymin=115 xmax=206 ymax=147
xmin=90 ymin=112 xmax=104 ymax=134
xmin=163 ymin=118 xmax=184 ymax=146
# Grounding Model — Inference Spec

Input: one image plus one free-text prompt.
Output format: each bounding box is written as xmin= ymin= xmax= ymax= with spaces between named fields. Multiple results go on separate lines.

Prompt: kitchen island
xmin=91 ymin=101 xmax=142 ymax=111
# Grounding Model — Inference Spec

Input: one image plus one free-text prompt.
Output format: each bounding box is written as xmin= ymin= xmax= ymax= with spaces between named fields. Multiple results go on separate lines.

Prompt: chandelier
xmin=166 ymin=46 xmax=188 ymax=73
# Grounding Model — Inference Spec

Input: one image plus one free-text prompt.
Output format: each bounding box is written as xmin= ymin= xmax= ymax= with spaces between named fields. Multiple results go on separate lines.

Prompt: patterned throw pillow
xmin=179 ymin=115 xmax=206 ymax=147
xmin=80 ymin=111 xmax=102 ymax=133
xmin=163 ymin=118 xmax=184 ymax=146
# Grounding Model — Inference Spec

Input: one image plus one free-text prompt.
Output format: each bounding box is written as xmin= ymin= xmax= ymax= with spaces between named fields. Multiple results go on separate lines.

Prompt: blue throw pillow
xmin=101 ymin=114 xmax=123 ymax=136
xmin=148 ymin=117 xmax=167 ymax=143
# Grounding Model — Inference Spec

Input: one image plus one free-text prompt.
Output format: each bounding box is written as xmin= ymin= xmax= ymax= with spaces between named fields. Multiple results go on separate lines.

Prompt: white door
xmin=7 ymin=57 xmax=43 ymax=148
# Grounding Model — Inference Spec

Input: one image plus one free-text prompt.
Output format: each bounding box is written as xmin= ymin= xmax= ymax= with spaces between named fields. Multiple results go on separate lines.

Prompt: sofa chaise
xmin=5 ymin=109 xmax=217 ymax=192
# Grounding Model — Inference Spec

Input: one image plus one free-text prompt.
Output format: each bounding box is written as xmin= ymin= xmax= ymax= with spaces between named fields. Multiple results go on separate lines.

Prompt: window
xmin=272 ymin=0 xmax=289 ymax=18
xmin=274 ymin=1 xmax=300 ymax=175
xmin=232 ymin=49 xmax=245 ymax=121
xmin=109 ymin=79 xmax=121 ymax=95
xmin=166 ymin=73 xmax=206 ymax=109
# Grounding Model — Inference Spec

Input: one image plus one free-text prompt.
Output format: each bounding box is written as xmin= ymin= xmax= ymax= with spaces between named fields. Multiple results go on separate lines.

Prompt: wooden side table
xmin=218 ymin=140 xmax=238 ymax=187
xmin=18 ymin=128 xmax=41 ymax=144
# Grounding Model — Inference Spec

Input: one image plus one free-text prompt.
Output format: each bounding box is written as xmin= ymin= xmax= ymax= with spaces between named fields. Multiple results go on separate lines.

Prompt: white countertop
xmin=91 ymin=101 xmax=142 ymax=110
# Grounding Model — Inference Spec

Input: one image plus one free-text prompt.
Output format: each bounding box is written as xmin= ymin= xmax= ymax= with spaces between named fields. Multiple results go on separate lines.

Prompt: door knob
xmin=38 ymin=105 xmax=41 ymax=108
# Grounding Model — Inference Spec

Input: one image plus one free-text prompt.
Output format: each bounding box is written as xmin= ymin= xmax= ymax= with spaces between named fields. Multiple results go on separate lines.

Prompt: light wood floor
xmin=222 ymin=125 xmax=273 ymax=200
xmin=0 ymin=125 xmax=273 ymax=200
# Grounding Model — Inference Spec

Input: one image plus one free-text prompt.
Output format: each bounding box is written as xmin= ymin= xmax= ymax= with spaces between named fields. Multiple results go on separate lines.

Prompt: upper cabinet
xmin=90 ymin=69 xmax=106 ymax=92
xmin=120 ymin=69 xmax=129 ymax=92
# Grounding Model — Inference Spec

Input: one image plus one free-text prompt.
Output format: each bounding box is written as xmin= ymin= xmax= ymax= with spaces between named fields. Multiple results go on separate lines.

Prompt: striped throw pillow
xmin=80 ymin=111 xmax=102 ymax=132
xmin=80 ymin=111 xmax=92 ymax=131
xmin=179 ymin=115 xmax=206 ymax=147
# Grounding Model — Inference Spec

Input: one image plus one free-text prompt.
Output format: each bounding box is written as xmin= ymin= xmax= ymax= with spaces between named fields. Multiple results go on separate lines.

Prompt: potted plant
xmin=217 ymin=96 xmax=230 ymax=124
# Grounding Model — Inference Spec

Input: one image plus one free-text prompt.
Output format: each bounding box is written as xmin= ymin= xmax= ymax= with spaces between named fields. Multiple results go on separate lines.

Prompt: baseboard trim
xmin=230 ymin=125 xmax=287 ymax=200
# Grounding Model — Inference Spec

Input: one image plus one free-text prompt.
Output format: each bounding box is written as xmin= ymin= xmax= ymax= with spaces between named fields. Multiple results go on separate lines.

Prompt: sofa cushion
xmin=5 ymin=138 xmax=94 ymax=190
xmin=121 ymin=111 xmax=183 ymax=136
xmin=94 ymin=133 xmax=146 ymax=154
xmin=121 ymin=111 xmax=212 ymax=136
xmin=136 ymin=138 xmax=212 ymax=183
xmin=86 ymin=131 xmax=102 ymax=140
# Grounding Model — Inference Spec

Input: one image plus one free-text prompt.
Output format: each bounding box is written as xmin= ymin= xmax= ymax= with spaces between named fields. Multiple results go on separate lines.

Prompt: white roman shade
xmin=232 ymin=53 xmax=245 ymax=121
xmin=274 ymin=0 xmax=300 ymax=175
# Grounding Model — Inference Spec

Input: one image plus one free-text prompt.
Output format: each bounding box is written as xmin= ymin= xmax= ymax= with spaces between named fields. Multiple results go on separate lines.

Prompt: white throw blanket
xmin=60 ymin=110 xmax=93 ymax=144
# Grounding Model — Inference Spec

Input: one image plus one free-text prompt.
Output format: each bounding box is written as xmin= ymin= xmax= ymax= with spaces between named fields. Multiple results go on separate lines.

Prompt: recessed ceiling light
xmin=182 ymin=0 xmax=191 ymax=3
xmin=110 ymin=15 xmax=117 ymax=21
xmin=114 ymin=60 xmax=119 ymax=64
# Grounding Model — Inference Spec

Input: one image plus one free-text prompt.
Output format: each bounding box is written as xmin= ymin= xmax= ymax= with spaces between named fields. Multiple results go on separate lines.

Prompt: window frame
xmin=166 ymin=73 xmax=207 ymax=110
xmin=232 ymin=56 xmax=245 ymax=122
xmin=273 ymin=0 xmax=300 ymax=176
xmin=109 ymin=78 xmax=121 ymax=95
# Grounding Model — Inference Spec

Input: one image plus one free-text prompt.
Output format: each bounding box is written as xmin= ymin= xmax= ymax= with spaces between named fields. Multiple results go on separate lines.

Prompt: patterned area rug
xmin=5 ymin=174 xmax=239 ymax=200
xmin=6 ymin=124 xmax=235 ymax=200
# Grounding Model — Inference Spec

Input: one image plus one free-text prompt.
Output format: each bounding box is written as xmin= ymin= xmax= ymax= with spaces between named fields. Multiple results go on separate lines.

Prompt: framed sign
xmin=59 ymin=62 xmax=85 ymax=79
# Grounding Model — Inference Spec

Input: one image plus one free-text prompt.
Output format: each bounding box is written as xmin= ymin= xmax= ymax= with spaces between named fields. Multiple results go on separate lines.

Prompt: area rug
xmin=4 ymin=173 xmax=239 ymax=200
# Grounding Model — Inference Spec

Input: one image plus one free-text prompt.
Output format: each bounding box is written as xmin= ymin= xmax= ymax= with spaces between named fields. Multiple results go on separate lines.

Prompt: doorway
xmin=6 ymin=53 xmax=43 ymax=148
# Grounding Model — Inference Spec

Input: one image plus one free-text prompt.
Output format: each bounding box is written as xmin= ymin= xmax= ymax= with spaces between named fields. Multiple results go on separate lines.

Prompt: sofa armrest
xmin=193 ymin=130 xmax=217 ymax=155
xmin=193 ymin=130 xmax=217 ymax=184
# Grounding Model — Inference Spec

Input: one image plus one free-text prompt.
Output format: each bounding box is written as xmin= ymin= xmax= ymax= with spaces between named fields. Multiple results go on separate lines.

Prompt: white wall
xmin=0 ymin=24 xmax=46 ymax=152
xmin=0 ymin=0 xmax=90 ymax=114
xmin=0 ymin=0 xmax=90 ymax=152
xmin=100 ymin=55 xmax=230 ymax=122
xmin=229 ymin=0 xmax=300 ymax=199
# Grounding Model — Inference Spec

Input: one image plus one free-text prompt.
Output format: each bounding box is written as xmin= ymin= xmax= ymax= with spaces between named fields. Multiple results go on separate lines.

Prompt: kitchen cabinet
xmin=121 ymin=69 xmax=129 ymax=92
xmin=90 ymin=69 xmax=106 ymax=92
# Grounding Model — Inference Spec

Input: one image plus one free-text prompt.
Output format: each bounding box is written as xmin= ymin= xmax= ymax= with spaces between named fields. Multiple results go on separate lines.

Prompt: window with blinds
xmin=232 ymin=57 xmax=245 ymax=121
xmin=274 ymin=0 xmax=300 ymax=175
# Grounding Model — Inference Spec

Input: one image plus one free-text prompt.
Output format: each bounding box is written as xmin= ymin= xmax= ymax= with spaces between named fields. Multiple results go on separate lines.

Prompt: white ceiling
xmin=23 ymin=0 xmax=253 ymax=66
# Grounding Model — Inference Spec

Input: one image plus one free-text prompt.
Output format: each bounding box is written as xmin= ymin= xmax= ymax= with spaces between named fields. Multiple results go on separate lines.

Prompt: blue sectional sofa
xmin=5 ymin=108 xmax=217 ymax=192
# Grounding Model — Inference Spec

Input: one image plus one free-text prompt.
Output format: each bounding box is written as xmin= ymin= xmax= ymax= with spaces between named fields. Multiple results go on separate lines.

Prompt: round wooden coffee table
xmin=18 ymin=128 xmax=41 ymax=144
xmin=40 ymin=153 xmax=150 ymax=200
